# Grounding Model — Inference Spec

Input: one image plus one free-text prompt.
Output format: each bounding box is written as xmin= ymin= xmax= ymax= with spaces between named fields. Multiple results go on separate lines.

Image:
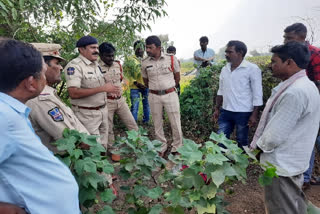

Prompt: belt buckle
xmin=158 ymin=90 xmax=166 ymax=95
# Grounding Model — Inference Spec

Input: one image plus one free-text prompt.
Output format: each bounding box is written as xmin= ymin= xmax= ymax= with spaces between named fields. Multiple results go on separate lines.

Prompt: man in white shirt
xmin=194 ymin=36 xmax=215 ymax=68
xmin=251 ymin=41 xmax=320 ymax=214
xmin=213 ymin=40 xmax=263 ymax=149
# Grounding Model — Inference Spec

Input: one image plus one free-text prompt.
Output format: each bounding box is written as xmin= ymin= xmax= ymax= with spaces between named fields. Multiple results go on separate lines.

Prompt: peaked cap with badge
xmin=31 ymin=43 xmax=65 ymax=61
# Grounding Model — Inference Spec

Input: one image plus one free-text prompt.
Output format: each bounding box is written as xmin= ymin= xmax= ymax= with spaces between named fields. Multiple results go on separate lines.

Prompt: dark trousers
xmin=217 ymin=109 xmax=251 ymax=148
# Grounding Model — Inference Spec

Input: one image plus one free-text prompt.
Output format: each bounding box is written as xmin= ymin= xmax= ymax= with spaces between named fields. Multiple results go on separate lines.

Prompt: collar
xmin=227 ymin=59 xmax=248 ymax=70
xmin=149 ymin=52 xmax=165 ymax=61
xmin=79 ymin=54 xmax=98 ymax=66
xmin=38 ymin=85 xmax=56 ymax=100
xmin=272 ymin=70 xmax=306 ymax=94
xmin=0 ymin=92 xmax=30 ymax=116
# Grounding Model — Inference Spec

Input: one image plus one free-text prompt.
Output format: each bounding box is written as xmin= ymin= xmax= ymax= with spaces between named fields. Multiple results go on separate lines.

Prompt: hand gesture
xmin=103 ymin=83 xmax=121 ymax=96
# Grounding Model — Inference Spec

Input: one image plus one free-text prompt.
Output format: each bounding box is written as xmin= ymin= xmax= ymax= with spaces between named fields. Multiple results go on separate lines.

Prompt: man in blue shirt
xmin=0 ymin=39 xmax=80 ymax=214
xmin=194 ymin=36 xmax=215 ymax=67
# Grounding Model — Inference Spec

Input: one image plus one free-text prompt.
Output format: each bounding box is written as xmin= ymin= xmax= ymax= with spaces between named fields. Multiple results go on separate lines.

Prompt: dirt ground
xmin=111 ymin=121 xmax=320 ymax=214
xmin=224 ymin=164 xmax=320 ymax=214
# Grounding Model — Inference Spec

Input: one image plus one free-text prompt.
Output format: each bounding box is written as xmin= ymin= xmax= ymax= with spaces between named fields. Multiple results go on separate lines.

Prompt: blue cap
xmin=76 ymin=36 xmax=98 ymax=47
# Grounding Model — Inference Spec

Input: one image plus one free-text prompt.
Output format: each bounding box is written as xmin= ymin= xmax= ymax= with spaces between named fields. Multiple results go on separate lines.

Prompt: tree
xmin=0 ymin=0 xmax=167 ymax=59
xmin=249 ymin=49 xmax=261 ymax=57
xmin=215 ymin=46 xmax=226 ymax=61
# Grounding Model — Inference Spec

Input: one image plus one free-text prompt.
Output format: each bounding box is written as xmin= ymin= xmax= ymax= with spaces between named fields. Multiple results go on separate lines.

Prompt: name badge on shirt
xmin=48 ymin=107 xmax=64 ymax=122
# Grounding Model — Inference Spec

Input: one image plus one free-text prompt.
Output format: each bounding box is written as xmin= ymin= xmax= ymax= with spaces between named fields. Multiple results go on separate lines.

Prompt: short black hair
xmin=271 ymin=41 xmax=310 ymax=69
xmin=284 ymin=23 xmax=307 ymax=39
xmin=227 ymin=40 xmax=247 ymax=57
xmin=200 ymin=36 xmax=209 ymax=43
xmin=0 ymin=39 xmax=43 ymax=93
xmin=99 ymin=42 xmax=116 ymax=54
xmin=134 ymin=40 xmax=144 ymax=50
xmin=167 ymin=46 xmax=176 ymax=53
xmin=43 ymin=56 xmax=55 ymax=66
xmin=145 ymin=36 xmax=161 ymax=47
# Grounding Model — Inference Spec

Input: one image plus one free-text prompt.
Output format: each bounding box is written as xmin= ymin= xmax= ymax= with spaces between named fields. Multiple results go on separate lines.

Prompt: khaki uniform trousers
xmin=148 ymin=91 xmax=183 ymax=153
xmin=264 ymin=174 xmax=307 ymax=214
xmin=72 ymin=106 xmax=109 ymax=149
xmin=107 ymin=97 xmax=138 ymax=148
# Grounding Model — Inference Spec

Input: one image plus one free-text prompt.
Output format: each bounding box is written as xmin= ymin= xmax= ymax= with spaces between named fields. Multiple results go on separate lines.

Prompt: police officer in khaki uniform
xmin=65 ymin=36 xmax=120 ymax=149
xmin=26 ymin=43 xmax=89 ymax=153
xmin=99 ymin=42 xmax=138 ymax=149
xmin=142 ymin=35 xmax=183 ymax=155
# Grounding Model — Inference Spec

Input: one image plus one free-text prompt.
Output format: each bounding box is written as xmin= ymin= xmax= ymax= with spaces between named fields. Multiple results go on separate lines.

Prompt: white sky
xmin=140 ymin=0 xmax=320 ymax=59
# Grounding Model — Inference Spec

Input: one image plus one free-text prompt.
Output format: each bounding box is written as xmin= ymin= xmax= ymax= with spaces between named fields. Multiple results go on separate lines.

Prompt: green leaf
xmin=119 ymin=168 xmax=131 ymax=180
xmin=164 ymin=189 xmax=181 ymax=205
xmin=82 ymin=134 xmax=99 ymax=146
xmin=19 ymin=0 xmax=24 ymax=9
xmin=196 ymin=204 xmax=216 ymax=214
xmin=201 ymin=183 xmax=217 ymax=199
xmin=87 ymin=173 xmax=104 ymax=190
xmin=258 ymin=166 xmax=277 ymax=186
xmin=89 ymin=143 xmax=106 ymax=155
xmin=73 ymin=149 xmax=83 ymax=159
xmin=102 ymin=161 xmax=114 ymax=174
xmin=146 ymin=187 xmax=163 ymax=199
xmin=60 ymin=156 xmax=71 ymax=167
xmin=79 ymin=187 xmax=96 ymax=204
xmin=177 ymin=139 xmax=202 ymax=163
xmin=97 ymin=205 xmax=116 ymax=214
xmin=204 ymin=141 xmax=222 ymax=154
xmin=100 ymin=189 xmax=116 ymax=203
xmin=5 ymin=0 xmax=14 ymax=7
xmin=0 ymin=1 xmax=8 ymax=13
xmin=133 ymin=185 xmax=148 ymax=198
xmin=189 ymin=190 xmax=201 ymax=201
xmin=83 ymin=158 xmax=97 ymax=173
xmin=127 ymin=129 xmax=139 ymax=141
xmin=74 ymin=159 xmax=85 ymax=175
xmin=205 ymin=153 xmax=228 ymax=165
xmin=211 ymin=168 xmax=225 ymax=188
xmin=209 ymin=132 xmax=233 ymax=147
xmin=307 ymin=201 xmax=320 ymax=214
xmin=258 ymin=174 xmax=273 ymax=186
xmin=164 ymin=206 xmax=185 ymax=214
xmin=148 ymin=204 xmax=162 ymax=214
xmin=56 ymin=136 xmax=77 ymax=154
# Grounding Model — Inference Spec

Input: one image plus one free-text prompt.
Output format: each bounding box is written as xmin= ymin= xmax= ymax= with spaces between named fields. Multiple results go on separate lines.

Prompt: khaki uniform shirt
xmin=26 ymin=85 xmax=89 ymax=153
xmin=141 ymin=53 xmax=180 ymax=90
xmin=65 ymin=54 xmax=107 ymax=107
xmin=99 ymin=61 xmax=123 ymax=96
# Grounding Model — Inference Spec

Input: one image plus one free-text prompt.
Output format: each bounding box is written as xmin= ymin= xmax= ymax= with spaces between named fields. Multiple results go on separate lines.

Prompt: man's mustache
xmin=93 ymin=52 xmax=99 ymax=55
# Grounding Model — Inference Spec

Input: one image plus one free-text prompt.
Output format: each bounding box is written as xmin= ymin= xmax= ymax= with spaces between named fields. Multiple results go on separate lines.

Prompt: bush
xmin=180 ymin=63 xmax=224 ymax=140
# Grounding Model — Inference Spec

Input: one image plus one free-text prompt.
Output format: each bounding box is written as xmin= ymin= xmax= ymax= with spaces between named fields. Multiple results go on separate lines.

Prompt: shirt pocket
xmin=234 ymin=73 xmax=250 ymax=93
xmin=82 ymin=72 xmax=101 ymax=88
xmin=146 ymin=65 xmax=157 ymax=77
xmin=160 ymin=64 xmax=172 ymax=75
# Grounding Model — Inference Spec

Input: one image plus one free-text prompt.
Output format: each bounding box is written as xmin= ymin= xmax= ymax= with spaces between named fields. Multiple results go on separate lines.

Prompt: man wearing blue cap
xmin=64 ymin=35 xmax=120 ymax=149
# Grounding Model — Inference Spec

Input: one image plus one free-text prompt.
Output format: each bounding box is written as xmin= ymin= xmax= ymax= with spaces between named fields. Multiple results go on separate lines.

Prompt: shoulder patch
xmin=48 ymin=107 xmax=64 ymax=122
xmin=67 ymin=67 xmax=75 ymax=75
